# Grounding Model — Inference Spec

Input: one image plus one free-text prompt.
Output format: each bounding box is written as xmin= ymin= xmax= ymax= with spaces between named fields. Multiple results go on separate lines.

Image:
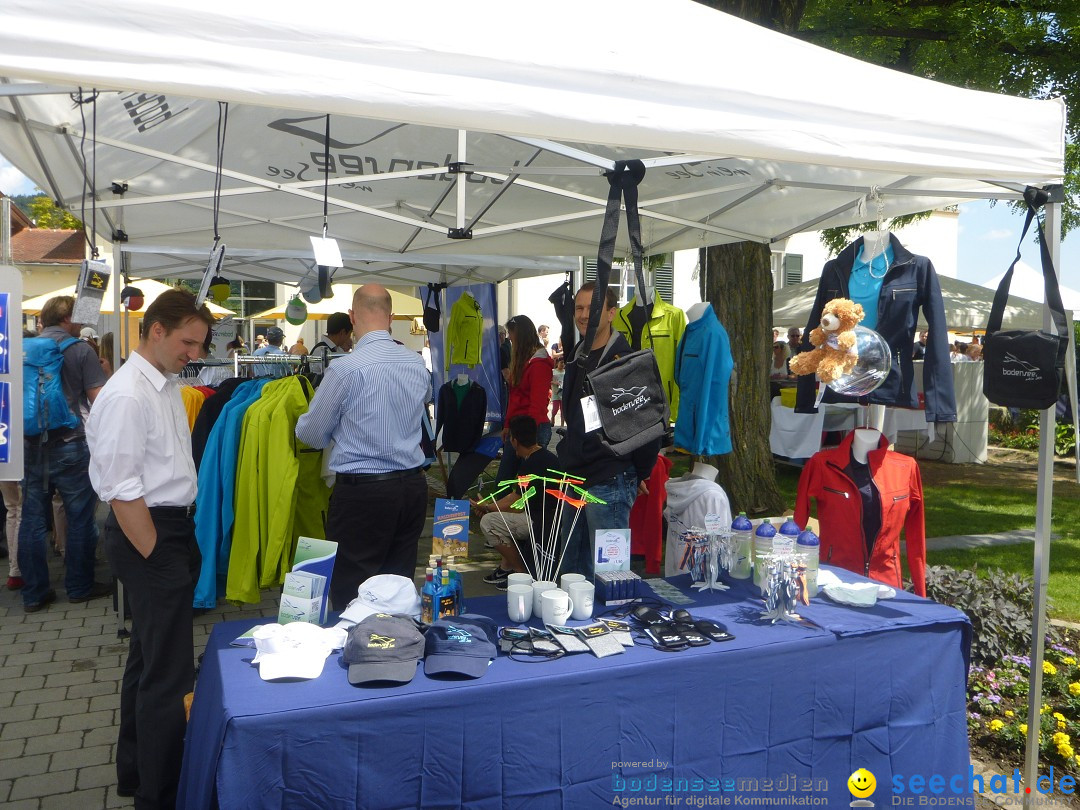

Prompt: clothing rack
xmin=232 ymin=354 xmax=304 ymax=378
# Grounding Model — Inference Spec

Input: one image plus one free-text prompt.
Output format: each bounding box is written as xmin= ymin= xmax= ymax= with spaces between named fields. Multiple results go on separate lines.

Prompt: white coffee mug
xmin=507 ymin=572 xmax=534 ymax=588
xmin=532 ymin=580 xmax=557 ymax=617
xmin=567 ymin=581 xmax=595 ymax=621
xmin=540 ymin=588 xmax=575 ymax=626
xmin=507 ymin=584 xmax=533 ymax=623
xmin=560 ymin=573 xmax=586 ymax=590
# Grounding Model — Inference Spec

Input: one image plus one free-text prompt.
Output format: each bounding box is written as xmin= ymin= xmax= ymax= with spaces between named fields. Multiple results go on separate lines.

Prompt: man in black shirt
xmin=310 ymin=312 xmax=354 ymax=354
xmin=559 ymin=283 xmax=660 ymax=578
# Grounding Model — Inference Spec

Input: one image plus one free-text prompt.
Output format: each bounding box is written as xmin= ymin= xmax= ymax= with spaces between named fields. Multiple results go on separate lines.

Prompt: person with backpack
xmin=19 ymin=295 xmax=109 ymax=612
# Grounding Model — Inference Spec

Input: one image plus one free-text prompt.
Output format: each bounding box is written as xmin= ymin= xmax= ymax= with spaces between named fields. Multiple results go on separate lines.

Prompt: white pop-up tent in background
xmin=0 ymin=0 xmax=1071 ymax=792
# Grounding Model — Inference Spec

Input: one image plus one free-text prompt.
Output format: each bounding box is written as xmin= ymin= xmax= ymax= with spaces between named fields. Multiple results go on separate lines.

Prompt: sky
xmin=3 ymin=154 xmax=1078 ymax=294
xmin=956 ymin=198 xmax=1080 ymax=293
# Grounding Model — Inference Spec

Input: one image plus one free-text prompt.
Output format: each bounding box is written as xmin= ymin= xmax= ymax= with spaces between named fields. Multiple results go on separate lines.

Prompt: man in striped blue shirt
xmin=296 ymin=285 xmax=431 ymax=610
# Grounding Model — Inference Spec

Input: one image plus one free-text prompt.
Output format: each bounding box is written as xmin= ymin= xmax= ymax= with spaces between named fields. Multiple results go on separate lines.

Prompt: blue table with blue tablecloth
xmin=178 ymin=568 xmax=971 ymax=809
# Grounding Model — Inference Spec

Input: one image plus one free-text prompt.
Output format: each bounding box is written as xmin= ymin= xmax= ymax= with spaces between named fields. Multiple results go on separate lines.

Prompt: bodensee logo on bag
xmin=1002 ymin=352 xmax=1042 ymax=380
xmin=610 ymin=386 xmax=647 ymax=402
xmin=610 ymin=392 xmax=651 ymax=417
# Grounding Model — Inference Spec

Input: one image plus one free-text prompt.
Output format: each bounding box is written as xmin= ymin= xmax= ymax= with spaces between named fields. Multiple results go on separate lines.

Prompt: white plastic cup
xmin=507 ymin=584 xmax=533 ymax=623
xmin=567 ymin=581 xmax=595 ymax=620
xmin=540 ymin=588 xmax=575 ymax=626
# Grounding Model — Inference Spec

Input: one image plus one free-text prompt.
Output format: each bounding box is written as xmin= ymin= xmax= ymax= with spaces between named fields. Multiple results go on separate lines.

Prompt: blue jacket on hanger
xmin=673 ymin=304 xmax=733 ymax=456
xmin=794 ymin=234 xmax=957 ymax=423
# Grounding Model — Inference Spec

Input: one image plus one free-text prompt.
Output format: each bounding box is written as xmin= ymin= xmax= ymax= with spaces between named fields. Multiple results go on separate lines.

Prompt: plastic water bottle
xmin=447 ymin=557 xmax=465 ymax=614
xmin=438 ymin=569 xmax=456 ymax=619
xmin=776 ymin=517 xmax=800 ymax=556
xmin=421 ymin=568 xmax=435 ymax=624
xmin=753 ymin=519 xmax=777 ymax=591
xmin=730 ymin=513 xmax=753 ymax=579
xmin=797 ymin=529 xmax=820 ymax=597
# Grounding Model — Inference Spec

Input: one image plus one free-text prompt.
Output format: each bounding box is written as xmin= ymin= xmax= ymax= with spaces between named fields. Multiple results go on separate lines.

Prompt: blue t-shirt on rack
xmin=848 ymin=244 xmax=893 ymax=330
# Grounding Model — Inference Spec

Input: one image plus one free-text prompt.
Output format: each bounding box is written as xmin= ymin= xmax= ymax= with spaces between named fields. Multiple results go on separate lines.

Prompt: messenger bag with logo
xmin=574 ymin=160 xmax=669 ymax=457
xmin=982 ymin=187 xmax=1069 ymax=410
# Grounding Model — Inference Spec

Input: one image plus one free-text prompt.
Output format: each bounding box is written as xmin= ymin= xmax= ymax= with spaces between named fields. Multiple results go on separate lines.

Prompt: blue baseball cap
xmin=423 ymin=615 xmax=498 ymax=678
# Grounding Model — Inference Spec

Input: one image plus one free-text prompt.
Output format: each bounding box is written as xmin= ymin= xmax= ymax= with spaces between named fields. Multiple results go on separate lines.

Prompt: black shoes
xmin=69 ymin=582 xmax=112 ymax=604
xmin=24 ymin=589 xmax=57 ymax=613
xmin=483 ymin=567 xmax=512 ymax=586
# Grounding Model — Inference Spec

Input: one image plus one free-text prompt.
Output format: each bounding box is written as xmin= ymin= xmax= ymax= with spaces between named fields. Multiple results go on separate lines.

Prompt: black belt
xmin=148 ymin=504 xmax=197 ymax=519
xmin=337 ymin=467 xmax=424 ymax=485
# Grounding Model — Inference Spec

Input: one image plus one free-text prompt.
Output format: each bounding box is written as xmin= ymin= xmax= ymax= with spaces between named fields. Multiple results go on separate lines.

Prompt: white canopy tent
xmin=0 ymin=0 xmax=1070 ymax=791
xmin=983 ymin=261 xmax=1080 ymax=320
xmin=0 ymin=0 xmax=1066 ymax=290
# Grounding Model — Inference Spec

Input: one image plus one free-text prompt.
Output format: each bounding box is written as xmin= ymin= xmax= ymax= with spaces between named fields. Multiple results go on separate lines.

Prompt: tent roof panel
xmin=0 ymin=0 xmax=1065 ymax=285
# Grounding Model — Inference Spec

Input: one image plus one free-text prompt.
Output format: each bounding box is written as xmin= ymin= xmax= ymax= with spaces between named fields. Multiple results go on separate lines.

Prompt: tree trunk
xmin=689 ymin=0 xmax=805 ymax=516
xmin=700 ymin=243 xmax=785 ymax=516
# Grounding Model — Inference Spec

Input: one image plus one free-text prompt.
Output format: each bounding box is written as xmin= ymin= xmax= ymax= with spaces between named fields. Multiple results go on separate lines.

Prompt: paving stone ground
xmin=0 ymin=541 xmax=278 ymax=809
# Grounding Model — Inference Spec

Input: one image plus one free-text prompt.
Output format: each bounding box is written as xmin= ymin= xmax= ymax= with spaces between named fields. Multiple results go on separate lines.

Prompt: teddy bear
xmin=787 ymin=298 xmax=865 ymax=384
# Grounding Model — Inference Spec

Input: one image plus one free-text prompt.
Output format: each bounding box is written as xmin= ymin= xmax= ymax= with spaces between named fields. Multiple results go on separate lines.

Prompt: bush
xmin=924 ymin=564 xmax=1058 ymax=665
xmin=988 ymin=408 xmax=1076 ymax=456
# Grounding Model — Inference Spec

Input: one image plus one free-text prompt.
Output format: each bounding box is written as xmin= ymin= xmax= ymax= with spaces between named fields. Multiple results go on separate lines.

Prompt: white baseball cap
xmin=251 ymin=622 xmax=346 ymax=681
xmin=335 ymin=574 xmax=422 ymax=629
xmin=80 ymin=326 xmax=99 ymax=341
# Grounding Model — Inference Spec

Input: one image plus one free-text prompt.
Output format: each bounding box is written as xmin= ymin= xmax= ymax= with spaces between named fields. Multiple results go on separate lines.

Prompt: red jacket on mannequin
xmin=794 ymin=430 xmax=926 ymax=596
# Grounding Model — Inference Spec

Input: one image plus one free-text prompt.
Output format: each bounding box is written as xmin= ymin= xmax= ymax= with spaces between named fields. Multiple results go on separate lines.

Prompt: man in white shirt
xmin=86 ymin=288 xmax=215 ymax=809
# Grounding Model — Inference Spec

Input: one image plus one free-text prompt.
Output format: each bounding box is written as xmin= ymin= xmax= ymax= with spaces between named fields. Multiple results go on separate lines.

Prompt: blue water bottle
xmin=776 ymin=517 xmax=801 ymax=556
xmin=753 ymin=519 xmax=777 ymax=591
xmin=730 ymin=513 xmax=753 ymax=579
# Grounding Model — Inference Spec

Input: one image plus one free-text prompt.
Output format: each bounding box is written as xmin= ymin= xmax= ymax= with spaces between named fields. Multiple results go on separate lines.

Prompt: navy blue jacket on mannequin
xmin=794 ymin=234 xmax=957 ymax=423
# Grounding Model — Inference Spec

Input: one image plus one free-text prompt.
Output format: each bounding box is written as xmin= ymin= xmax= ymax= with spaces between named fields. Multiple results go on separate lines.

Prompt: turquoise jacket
xmin=673 ymin=305 xmax=733 ymax=456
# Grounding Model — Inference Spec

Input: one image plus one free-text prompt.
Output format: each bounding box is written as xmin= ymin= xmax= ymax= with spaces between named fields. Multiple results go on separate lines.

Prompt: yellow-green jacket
xmin=445 ymin=292 xmax=483 ymax=370
xmin=613 ymin=295 xmax=687 ymax=421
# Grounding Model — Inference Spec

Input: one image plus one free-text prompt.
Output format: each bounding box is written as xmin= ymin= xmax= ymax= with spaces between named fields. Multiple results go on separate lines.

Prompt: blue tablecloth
xmin=179 ymin=569 xmax=971 ymax=809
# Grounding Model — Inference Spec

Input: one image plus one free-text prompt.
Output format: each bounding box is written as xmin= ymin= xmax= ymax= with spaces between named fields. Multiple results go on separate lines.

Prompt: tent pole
xmin=1022 ymin=198 xmax=1060 ymax=806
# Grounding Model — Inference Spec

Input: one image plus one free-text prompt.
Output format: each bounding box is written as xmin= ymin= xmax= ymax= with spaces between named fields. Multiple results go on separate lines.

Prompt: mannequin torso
xmin=851 ymin=428 xmax=881 ymax=464
xmin=687 ymin=302 xmax=710 ymax=323
xmin=690 ymin=461 xmax=718 ymax=481
xmin=860 ymin=230 xmax=892 ymax=262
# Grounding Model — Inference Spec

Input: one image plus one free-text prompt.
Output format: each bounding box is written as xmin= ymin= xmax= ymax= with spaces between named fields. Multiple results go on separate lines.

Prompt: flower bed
xmin=968 ymin=629 xmax=1080 ymax=778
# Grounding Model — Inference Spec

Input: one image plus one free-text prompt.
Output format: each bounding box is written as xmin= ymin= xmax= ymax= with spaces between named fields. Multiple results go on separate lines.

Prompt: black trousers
xmin=104 ymin=509 xmax=200 ymax=810
xmin=326 ymin=471 xmax=428 ymax=610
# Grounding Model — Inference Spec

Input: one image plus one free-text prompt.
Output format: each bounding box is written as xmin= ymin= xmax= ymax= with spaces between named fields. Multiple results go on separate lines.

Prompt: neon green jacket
xmin=613 ymin=295 xmax=687 ymax=421
xmin=226 ymin=377 xmax=331 ymax=603
xmin=445 ymin=292 xmax=483 ymax=370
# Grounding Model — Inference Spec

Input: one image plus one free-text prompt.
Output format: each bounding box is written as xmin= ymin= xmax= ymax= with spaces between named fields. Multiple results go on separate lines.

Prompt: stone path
xmin=0 ymin=549 xmax=277 ymax=809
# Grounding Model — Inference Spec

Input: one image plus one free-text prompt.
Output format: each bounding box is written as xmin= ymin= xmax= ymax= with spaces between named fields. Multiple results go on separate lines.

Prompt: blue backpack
xmin=24 ymin=336 xmax=80 ymax=438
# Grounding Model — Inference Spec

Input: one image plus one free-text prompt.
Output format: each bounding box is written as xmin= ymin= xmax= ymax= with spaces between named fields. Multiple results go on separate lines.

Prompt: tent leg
xmin=1022 ymin=199 xmax=1060 ymax=805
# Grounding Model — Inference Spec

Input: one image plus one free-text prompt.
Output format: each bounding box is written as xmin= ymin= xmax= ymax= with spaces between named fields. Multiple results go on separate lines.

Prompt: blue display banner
xmin=0 ymin=382 xmax=10 ymax=464
xmin=0 ymin=292 xmax=9 ymax=375
xmin=424 ymin=283 xmax=503 ymax=425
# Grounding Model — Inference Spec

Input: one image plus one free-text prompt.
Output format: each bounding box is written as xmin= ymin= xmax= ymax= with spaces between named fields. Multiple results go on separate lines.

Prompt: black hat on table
xmin=342 ymin=614 xmax=425 ymax=685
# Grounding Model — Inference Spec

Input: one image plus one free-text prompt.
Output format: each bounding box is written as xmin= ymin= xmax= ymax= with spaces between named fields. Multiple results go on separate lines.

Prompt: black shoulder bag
xmin=982 ymin=187 xmax=1068 ymax=410
xmin=573 ymin=160 xmax=669 ymax=456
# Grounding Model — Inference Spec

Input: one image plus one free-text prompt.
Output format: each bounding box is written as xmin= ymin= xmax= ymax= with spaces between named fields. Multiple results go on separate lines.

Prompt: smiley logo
xmin=848 ymin=768 xmax=876 ymax=798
